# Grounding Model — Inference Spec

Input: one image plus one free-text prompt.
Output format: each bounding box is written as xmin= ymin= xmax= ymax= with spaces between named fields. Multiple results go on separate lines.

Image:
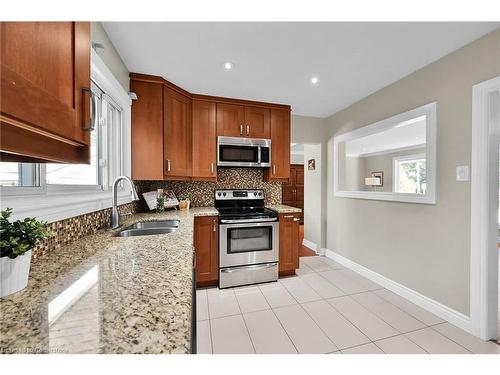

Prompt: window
xmin=393 ymin=154 xmax=427 ymax=194
xmin=0 ymin=80 xmax=123 ymax=192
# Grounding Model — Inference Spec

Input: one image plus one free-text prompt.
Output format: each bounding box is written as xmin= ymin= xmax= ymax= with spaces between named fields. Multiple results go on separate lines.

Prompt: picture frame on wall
xmin=308 ymin=159 xmax=316 ymax=170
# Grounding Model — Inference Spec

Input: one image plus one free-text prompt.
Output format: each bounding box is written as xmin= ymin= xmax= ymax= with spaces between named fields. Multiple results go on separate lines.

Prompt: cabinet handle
xmin=273 ymin=164 xmax=276 ymax=175
xmin=284 ymin=215 xmax=294 ymax=218
xmin=82 ymin=87 xmax=96 ymax=131
xmin=246 ymin=125 xmax=250 ymax=136
xmin=240 ymin=124 xmax=244 ymax=135
xmin=165 ymin=159 xmax=171 ymax=172
xmin=211 ymin=162 xmax=214 ymax=175
xmin=213 ymin=219 xmax=217 ymax=232
xmin=293 ymin=218 xmax=300 ymax=222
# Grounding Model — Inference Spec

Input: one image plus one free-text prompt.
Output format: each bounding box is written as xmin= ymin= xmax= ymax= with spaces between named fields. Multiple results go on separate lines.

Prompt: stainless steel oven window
xmin=227 ymin=226 xmax=273 ymax=254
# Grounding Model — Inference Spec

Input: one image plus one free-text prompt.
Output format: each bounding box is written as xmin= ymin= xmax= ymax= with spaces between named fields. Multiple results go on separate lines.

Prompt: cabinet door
xmin=192 ymin=100 xmax=217 ymax=180
xmin=264 ymin=109 xmax=290 ymax=180
xmin=164 ymin=87 xmax=192 ymax=178
xmin=216 ymin=103 xmax=245 ymax=137
xmin=279 ymin=213 xmax=300 ymax=275
xmin=131 ymin=80 xmax=164 ymax=180
xmin=244 ymin=106 xmax=270 ymax=138
xmin=0 ymin=22 xmax=91 ymax=163
xmin=194 ymin=216 xmax=219 ymax=285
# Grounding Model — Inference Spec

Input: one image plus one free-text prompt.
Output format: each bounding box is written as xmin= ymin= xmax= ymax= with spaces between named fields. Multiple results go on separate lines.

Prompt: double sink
xmin=115 ymin=219 xmax=180 ymax=237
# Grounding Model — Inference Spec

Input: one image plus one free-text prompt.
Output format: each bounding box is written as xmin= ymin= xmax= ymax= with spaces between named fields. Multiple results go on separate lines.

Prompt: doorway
xmin=470 ymin=76 xmax=500 ymax=341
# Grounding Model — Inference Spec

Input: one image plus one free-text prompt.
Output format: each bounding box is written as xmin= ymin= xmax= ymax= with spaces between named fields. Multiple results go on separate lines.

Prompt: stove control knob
xmin=217 ymin=192 xmax=221 ymax=197
xmin=253 ymin=192 xmax=257 ymax=196
xmin=258 ymin=192 xmax=262 ymax=196
xmin=223 ymin=192 xmax=227 ymax=197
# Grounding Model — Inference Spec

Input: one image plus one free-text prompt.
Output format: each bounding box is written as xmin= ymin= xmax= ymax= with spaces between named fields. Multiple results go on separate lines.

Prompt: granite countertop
xmin=0 ymin=207 xmax=218 ymax=354
xmin=266 ymin=204 xmax=302 ymax=214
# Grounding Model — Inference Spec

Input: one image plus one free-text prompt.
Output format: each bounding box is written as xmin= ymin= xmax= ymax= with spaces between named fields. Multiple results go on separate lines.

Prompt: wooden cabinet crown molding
xmin=130 ymin=72 xmax=291 ymax=111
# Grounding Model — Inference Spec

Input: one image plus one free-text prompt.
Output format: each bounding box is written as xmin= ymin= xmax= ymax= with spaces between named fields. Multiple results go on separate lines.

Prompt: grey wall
xmin=325 ymin=28 xmax=500 ymax=315
xmin=291 ymin=115 xmax=328 ymax=248
xmin=91 ymin=22 xmax=130 ymax=91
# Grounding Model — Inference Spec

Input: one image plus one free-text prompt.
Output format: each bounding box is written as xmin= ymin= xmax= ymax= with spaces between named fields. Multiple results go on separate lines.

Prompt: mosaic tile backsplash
xmin=134 ymin=168 xmax=282 ymax=210
xmin=31 ymin=168 xmax=281 ymax=259
xmin=32 ymin=202 xmax=137 ymax=259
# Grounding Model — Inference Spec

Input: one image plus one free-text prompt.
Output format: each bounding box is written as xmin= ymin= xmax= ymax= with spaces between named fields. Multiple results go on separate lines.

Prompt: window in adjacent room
xmin=393 ymin=154 xmax=427 ymax=194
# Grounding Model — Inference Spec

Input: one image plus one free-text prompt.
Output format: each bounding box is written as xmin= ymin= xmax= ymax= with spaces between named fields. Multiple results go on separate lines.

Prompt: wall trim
xmin=470 ymin=75 xmax=500 ymax=340
xmin=302 ymin=238 xmax=318 ymax=253
xmin=324 ymin=249 xmax=472 ymax=333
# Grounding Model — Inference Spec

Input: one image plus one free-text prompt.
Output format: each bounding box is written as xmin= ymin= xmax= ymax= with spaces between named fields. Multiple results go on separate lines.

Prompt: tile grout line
xmin=233 ymin=289 xmax=256 ymax=354
xmin=257 ymin=284 xmax=300 ymax=354
xmin=203 ymin=289 xmax=215 ymax=354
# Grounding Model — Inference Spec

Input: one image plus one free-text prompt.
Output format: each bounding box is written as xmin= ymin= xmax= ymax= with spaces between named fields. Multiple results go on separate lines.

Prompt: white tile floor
xmin=196 ymin=256 xmax=500 ymax=354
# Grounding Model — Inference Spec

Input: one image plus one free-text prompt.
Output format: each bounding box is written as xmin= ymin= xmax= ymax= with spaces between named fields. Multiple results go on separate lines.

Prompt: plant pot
xmin=0 ymin=250 xmax=32 ymax=298
xmin=179 ymin=199 xmax=190 ymax=210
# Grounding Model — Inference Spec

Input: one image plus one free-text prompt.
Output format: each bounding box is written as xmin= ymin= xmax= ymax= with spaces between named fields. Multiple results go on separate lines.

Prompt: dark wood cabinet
xmin=0 ymin=22 xmax=91 ymax=163
xmin=282 ymin=165 xmax=304 ymax=223
xmin=264 ymin=109 xmax=291 ymax=181
xmin=216 ymin=103 xmax=245 ymax=137
xmin=130 ymin=73 xmax=291 ymax=180
xmin=164 ymin=87 xmax=192 ymax=179
xmin=216 ymin=104 xmax=270 ymax=138
xmin=192 ymin=100 xmax=217 ymax=180
xmin=131 ymin=80 xmax=164 ymax=180
xmin=279 ymin=213 xmax=300 ymax=276
xmin=194 ymin=215 xmax=219 ymax=287
xmin=244 ymin=106 xmax=270 ymax=138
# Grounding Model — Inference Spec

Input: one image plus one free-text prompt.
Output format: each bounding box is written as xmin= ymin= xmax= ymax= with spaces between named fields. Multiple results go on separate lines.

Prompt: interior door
xmin=216 ymin=103 xmax=245 ymax=137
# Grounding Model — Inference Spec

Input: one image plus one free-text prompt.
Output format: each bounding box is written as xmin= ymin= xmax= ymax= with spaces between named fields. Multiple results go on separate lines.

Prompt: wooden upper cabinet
xmin=244 ymin=106 xmax=270 ymax=138
xmin=0 ymin=22 xmax=91 ymax=163
xmin=216 ymin=103 xmax=245 ymax=137
xmin=264 ymin=109 xmax=291 ymax=181
xmin=130 ymin=80 xmax=164 ymax=180
xmin=194 ymin=215 xmax=219 ymax=286
xmin=278 ymin=212 xmax=300 ymax=275
xmin=192 ymin=100 xmax=217 ymax=180
xmin=164 ymin=87 xmax=192 ymax=179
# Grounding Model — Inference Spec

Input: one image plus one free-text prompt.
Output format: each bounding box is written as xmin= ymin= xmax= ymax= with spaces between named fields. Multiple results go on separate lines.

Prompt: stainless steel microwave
xmin=217 ymin=136 xmax=271 ymax=168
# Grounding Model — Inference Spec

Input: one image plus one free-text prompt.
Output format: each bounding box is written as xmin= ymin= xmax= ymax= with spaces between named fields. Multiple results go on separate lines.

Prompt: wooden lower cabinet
xmin=278 ymin=213 xmax=300 ymax=276
xmin=194 ymin=216 xmax=219 ymax=287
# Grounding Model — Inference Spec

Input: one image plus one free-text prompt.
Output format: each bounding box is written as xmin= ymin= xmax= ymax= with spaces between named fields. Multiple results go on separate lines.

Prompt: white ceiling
xmin=103 ymin=22 xmax=498 ymax=118
xmin=345 ymin=118 xmax=426 ymax=156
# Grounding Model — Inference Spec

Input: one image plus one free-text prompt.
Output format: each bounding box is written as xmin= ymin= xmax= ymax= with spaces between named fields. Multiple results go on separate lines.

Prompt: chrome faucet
xmin=110 ymin=175 xmax=140 ymax=229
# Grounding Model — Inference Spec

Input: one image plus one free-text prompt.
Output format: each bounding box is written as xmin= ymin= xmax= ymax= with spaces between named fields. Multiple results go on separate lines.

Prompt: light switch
xmin=456 ymin=166 xmax=469 ymax=181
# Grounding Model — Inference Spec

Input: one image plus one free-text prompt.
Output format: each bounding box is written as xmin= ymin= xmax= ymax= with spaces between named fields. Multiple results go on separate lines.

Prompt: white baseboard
xmin=324 ymin=249 xmax=472 ymax=333
xmin=302 ymin=238 xmax=318 ymax=253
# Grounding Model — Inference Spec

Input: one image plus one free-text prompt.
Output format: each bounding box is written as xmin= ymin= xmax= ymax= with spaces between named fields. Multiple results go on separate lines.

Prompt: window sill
xmin=334 ymin=190 xmax=436 ymax=205
xmin=0 ymin=189 xmax=134 ymax=223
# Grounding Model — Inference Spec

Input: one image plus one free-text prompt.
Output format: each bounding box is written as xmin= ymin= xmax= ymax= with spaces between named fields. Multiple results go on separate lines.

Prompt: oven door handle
xmin=220 ymin=217 xmax=278 ymax=224
xmin=220 ymin=262 xmax=278 ymax=273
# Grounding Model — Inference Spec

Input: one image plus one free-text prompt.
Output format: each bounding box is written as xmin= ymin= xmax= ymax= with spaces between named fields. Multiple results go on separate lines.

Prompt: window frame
xmin=0 ymin=50 xmax=132 ymax=223
xmin=392 ymin=153 xmax=427 ymax=194
xmin=332 ymin=102 xmax=437 ymax=205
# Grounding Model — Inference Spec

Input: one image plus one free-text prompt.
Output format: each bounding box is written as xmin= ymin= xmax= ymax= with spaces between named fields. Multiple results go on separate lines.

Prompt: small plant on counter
xmin=0 ymin=208 xmax=50 ymax=259
xmin=178 ymin=194 xmax=191 ymax=210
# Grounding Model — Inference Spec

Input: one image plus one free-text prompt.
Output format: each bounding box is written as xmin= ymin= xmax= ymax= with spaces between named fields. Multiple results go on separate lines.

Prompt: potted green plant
xmin=178 ymin=193 xmax=190 ymax=210
xmin=0 ymin=208 xmax=50 ymax=298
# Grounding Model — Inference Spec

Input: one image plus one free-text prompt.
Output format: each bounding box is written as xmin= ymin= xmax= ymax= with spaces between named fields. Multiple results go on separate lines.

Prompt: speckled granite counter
xmin=266 ymin=205 xmax=302 ymax=214
xmin=0 ymin=207 xmax=218 ymax=354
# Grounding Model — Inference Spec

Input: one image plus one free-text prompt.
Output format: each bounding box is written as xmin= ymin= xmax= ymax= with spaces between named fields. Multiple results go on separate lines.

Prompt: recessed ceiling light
xmin=223 ymin=62 xmax=233 ymax=70
xmin=311 ymin=76 xmax=319 ymax=85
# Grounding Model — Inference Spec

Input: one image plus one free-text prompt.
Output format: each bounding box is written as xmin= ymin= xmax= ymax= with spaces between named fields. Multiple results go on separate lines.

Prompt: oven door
xmin=219 ymin=220 xmax=279 ymax=268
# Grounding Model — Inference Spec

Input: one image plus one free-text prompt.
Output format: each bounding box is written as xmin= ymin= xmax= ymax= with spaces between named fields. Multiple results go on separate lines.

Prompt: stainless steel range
xmin=215 ymin=189 xmax=279 ymax=288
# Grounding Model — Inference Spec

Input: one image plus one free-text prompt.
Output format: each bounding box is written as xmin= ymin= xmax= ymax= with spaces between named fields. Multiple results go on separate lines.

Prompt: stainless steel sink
xmin=115 ymin=220 xmax=179 ymax=237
